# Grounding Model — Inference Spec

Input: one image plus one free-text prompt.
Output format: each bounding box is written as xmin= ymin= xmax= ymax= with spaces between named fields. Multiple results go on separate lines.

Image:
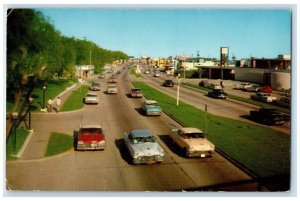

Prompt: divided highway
xmin=6 ymin=68 xmax=268 ymax=191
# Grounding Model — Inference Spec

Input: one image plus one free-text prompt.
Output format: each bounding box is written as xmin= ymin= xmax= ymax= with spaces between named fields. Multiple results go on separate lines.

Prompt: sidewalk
xmin=19 ymin=83 xmax=84 ymax=160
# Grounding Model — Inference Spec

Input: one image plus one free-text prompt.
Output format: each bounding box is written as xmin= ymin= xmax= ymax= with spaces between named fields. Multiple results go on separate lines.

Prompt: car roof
xmin=179 ymin=127 xmax=204 ymax=134
xmin=130 ymin=130 xmax=153 ymax=138
xmin=144 ymin=100 xmax=157 ymax=104
xmin=87 ymin=92 xmax=97 ymax=95
xmin=81 ymin=125 xmax=102 ymax=129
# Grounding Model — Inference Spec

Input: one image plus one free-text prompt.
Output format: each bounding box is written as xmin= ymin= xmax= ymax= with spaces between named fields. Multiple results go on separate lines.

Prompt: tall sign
xmin=220 ymin=47 xmax=229 ymax=79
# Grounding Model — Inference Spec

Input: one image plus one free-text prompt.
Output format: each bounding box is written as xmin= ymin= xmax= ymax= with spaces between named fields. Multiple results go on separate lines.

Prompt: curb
xmin=16 ymin=129 xmax=34 ymax=158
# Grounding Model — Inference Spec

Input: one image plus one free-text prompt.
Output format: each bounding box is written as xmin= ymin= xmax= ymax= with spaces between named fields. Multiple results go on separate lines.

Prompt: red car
xmin=259 ymin=86 xmax=272 ymax=93
xmin=75 ymin=125 xmax=106 ymax=151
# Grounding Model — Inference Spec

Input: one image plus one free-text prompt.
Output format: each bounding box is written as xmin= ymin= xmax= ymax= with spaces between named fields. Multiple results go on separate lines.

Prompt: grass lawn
xmin=6 ymin=80 xmax=74 ymax=113
xmin=60 ymin=85 xmax=89 ymax=111
xmin=6 ymin=128 xmax=29 ymax=161
xmin=45 ymin=132 xmax=74 ymax=157
xmin=183 ymin=83 xmax=290 ymax=114
xmin=133 ymin=82 xmax=290 ymax=180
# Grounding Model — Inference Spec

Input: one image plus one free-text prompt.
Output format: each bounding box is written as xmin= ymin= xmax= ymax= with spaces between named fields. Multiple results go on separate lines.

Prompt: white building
xmin=75 ymin=65 xmax=95 ymax=80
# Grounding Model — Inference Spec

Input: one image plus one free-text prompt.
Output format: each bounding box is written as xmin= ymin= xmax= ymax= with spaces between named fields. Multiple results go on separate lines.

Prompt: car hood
xmin=183 ymin=138 xmax=214 ymax=151
xmin=132 ymin=142 xmax=164 ymax=156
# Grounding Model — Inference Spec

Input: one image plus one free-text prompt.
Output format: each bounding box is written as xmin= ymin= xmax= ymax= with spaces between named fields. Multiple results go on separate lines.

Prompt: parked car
xmin=75 ymin=125 xmax=106 ymax=150
xmin=234 ymin=82 xmax=252 ymax=90
xmin=84 ymin=92 xmax=99 ymax=104
xmin=198 ymin=80 xmax=209 ymax=87
xmin=107 ymin=84 xmax=118 ymax=94
xmin=259 ymin=86 xmax=273 ymax=93
xmin=244 ymin=84 xmax=261 ymax=92
xmin=154 ymin=72 xmax=160 ymax=77
xmin=272 ymin=97 xmax=291 ymax=108
xmin=130 ymin=88 xmax=143 ymax=98
xmin=208 ymin=89 xmax=228 ymax=99
xmin=89 ymin=82 xmax=101 ymax=91
xmin=124 ymin=130 xmax=164 ymax=164
xmin=141 ymin=100 xmax=162 ymax=116
xmin=163 ymin=80 xmax=174 ymax=87
xmin=250 ymin=92 xmax=276 ymax=103
xmin=207 ymin=83 xmax=222 ymax=90
xmin=250 ymin=108 xmax=286 ymax=125
xmin=170 ymin=127 xmax=215 ymax=158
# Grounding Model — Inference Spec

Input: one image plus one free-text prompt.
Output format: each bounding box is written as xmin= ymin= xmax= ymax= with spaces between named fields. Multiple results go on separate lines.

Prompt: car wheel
xmin=183 ymin=148 xmax=189 ymax=158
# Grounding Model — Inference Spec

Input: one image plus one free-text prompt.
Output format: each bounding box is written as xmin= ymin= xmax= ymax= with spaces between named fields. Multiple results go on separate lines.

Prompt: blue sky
xmin=39 ymin=9 xmax=291 ymax=59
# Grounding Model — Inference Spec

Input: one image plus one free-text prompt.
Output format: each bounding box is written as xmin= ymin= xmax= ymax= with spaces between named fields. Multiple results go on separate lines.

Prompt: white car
xmin=84 ymin=92 xmax=99 ymax=104
xmin=234 ymin=83 xmax=252 ymax=90
xmin=250 ymin=92 xmax=277 ymax=103
xmin=170 ymin=127 xmax=215 ymax=158
xmin=107 ymin=84 xmax=118 ymax=94
xmin=124 ymin=130 xmax=164 ymax=164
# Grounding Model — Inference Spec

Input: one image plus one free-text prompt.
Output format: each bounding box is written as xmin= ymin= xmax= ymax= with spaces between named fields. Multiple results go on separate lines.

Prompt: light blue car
xmin=141 ymin=100 xmax=162 ymax=116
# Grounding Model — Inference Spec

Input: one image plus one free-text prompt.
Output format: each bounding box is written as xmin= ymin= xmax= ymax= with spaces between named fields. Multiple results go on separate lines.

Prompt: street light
xmin=11 ymin=112 xmax=19 ymax=154
xmin=28 ymin=97 xmax=33 ymax=130
xmin=42 ymin=85 xmax=46 ymax=109
xmin=176 ymin=74 xmax=180 ymax=106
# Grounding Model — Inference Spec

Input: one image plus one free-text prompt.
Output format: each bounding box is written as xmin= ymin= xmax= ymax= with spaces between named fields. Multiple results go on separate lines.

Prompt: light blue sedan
xmin=141 ymin=100 xmax=162 ymax=116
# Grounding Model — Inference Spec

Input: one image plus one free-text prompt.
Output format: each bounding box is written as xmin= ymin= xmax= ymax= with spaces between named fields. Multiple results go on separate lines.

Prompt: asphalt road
xmin=6 ymin=67 xmax=267 ymax=192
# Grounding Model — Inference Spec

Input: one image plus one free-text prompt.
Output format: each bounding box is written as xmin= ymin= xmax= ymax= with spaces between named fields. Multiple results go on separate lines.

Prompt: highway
xmin=6 ymin=67 xmax=268 ymax=192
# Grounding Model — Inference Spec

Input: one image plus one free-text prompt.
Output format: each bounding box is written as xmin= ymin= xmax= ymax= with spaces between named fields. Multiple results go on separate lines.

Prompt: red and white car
xmin=75 ymin=125 xmax=106 ymax=151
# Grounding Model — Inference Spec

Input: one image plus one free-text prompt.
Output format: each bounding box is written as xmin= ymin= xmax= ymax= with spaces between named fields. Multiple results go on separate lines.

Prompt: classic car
xmin=207 ymin=83 xmax=222 ymax=90
xmin=129 ymin=88 xmax=143 ymax=98
xmin=84 ymin=92 xmax=99 ymax=104
xmin=107 ymin=84 xmax=118 ymax=94
xmin=108 ymin=76 xmax=117 ymax=83
xmin=234 ymin=82 xmax=252 ymax=90
xmin=124 ymin=130 xmax=164 ymax=164
xmin=207 ymin=89 xmax=228 ymax=99
xmin=75 ymin=125 xmax=106 ymax=151
xmin=170 ymin=127 xmax=215 ymax=158
xmin=259 ymin=86 xmax=273 ymax=93
xmin=272 ymin=97 xmax=291 ymax=108
xmin=141 ymin=100 xmax=162 ymax=116
xmin=250 ymin=108 xmax=286 ymax=125
xmin=89 ymin=82 xmax=101 ymax=91
xmin=162 ymin=80 xmax=174 ymax=87
xmin=250 ymin=92 xmax=277 ymax=103
xmin=198 ymin=80 xmax=209 ymax=87
xmin=244 ymin=84 xmax=261 ymax=92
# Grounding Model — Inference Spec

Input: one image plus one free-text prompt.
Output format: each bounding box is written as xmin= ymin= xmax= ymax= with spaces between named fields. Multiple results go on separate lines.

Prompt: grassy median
xmin=60 ymin=85 xmax=89 ymax=111
xmin=45 ymin=132 xmax=73 ymax=157
xmin=6 ymin=129 xmax=29 ymax=161
xmin=133 ymin=82 xmax=290 ymax=183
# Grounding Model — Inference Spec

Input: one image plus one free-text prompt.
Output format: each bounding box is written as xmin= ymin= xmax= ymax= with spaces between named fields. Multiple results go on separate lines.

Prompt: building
xmin=75 ymin=65 xmax=95 ymax=80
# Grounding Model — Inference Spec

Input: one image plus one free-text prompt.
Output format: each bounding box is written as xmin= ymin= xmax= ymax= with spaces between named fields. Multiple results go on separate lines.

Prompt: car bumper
xmin=85 ymin=100 xmax=99 ymax=104
xmin=131 ymin=94 xmax=142 ymax=97
xmin=146 ymin=111 xmax=162 ymax=116
xmin=76 ymin=143 xmax=106 ymax=150
xmin=133 ymin=155 xmax=164 ymax=164
xmin=187 ymin=150 xmax=214 ymax=158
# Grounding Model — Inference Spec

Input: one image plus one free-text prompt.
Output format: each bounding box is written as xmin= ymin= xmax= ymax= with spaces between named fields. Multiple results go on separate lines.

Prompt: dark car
xmin=208 ymin=89 xmax=228 ymax=99
xmin=249 ymin=108 xmax=287 ymax=125
xmin=199 ymin=80 xmax=209 ymax=87
xmin=163 ymin=80 xmax=174 ymax=87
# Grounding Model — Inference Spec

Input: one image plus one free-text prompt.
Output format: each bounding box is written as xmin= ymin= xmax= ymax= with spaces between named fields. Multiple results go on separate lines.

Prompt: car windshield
xmin=133 ymin=136 xmax=155 ymax=143
xmin=81 ymin=128 xmax=102 ymax=135
xmin=92 ymin=83 xmax=100 ymax=87
xmin=182 ymin=132 xmax=204 ymax=139
xmin=132 ymin=89 xmax=141 ymax=92
xmin=87 ymin=94 xmax=97 ymax=97
xmin=146 ymin=102 xmax=158 ymax=106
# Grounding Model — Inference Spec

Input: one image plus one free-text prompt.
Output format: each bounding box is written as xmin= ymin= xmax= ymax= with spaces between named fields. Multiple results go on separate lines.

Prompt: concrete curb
xmin=16 ymin=129 xmax=34 ymax=158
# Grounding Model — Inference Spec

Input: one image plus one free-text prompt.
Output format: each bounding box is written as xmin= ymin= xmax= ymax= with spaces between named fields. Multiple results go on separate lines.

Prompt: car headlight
xmin=77 ymin=140 xmax=84 ymax=145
